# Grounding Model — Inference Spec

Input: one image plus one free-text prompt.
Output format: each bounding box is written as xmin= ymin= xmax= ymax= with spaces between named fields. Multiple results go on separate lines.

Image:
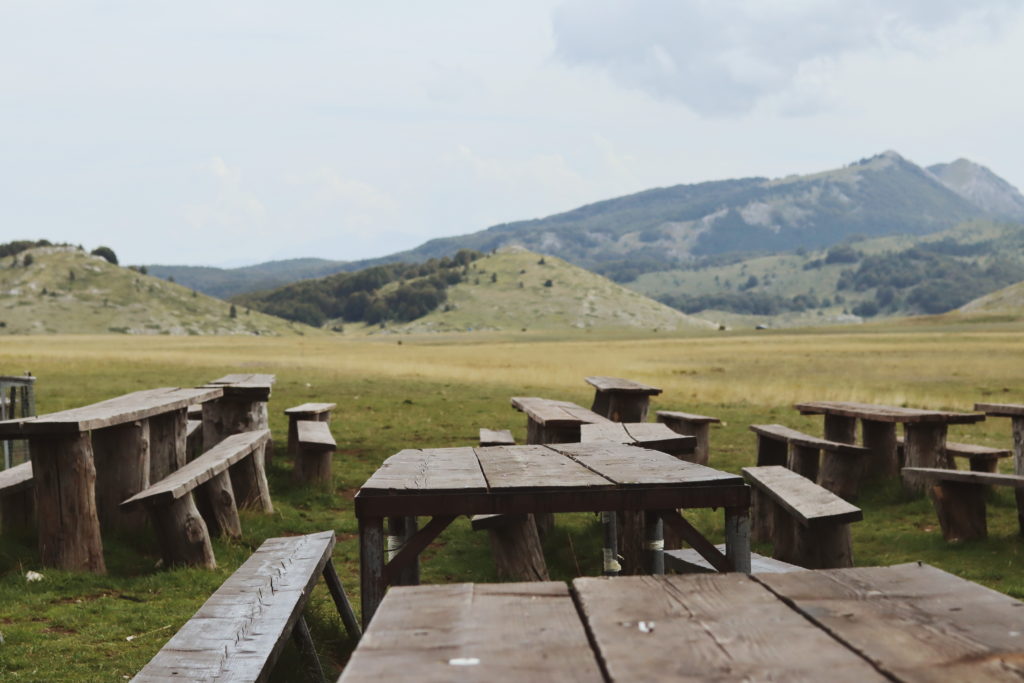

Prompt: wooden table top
xmin=795 ymin=400 xmax=985 ymax=424
xmin=0 ymin=386 xmax=223 ymax=437
xmin=585 ymin=376 xmax=662 ymax=395
xmin=339 ymin=563 xmax=1024 ymax=682
xmin=202 ymin=373 xmax=275 ymax=401
xmin=355 ymin=442 xmax=746 ymax=517
xmin=510 ymin=396 xmax=612 ymax=427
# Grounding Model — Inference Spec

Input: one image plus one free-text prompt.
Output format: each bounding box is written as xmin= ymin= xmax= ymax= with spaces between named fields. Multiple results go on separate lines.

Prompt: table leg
xmin=643 ymin=511 xmax=664 ymax=575
xmin=861 ymin=419 xmax=898 ymax=480
xmin=387 ymin=516 xmax=419 ymax=586
xmin=903 ymin=422 xmax=949 ymax=492
xmin=725 ymin=506 xmax=751 ymax=574
xmin=824 ymin=414 xmax=857 ymax=444
xmin=31 ymin=433 xmax=106 ymax=573
xmin=359 ymin=515 xmax=385 ymax=629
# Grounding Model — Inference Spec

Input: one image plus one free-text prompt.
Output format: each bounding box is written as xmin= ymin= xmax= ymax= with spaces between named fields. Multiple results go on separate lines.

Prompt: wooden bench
xmin=131 ymin=530 xmax=360 ymax=682
xmin=479 ymin=428 xmax=515 ymax=447
xmin=201 ymin=373 xmax=275 ymax=466
xmin=741 ymin=465 xmax=863 ymax=569
xmin=896 ymin=437 xmax=1010 ymax=473
xmin=656 ymin=410 xmax=721 ymax=465
xmin=750 ymin=424 xmax=869 ymax=500
xmin=580 ymin=422 xmax=696 ymax=459
xmin=294 ymin=420 xmax=336 ymax=485
xmin=511 ymin=396 xmax=612 ymax=444
xmin=0 ymin=461 xmax=33 ymax=533
xmin=664 ymin=543 xmax=800 ymax=574
xmin=284 ymin=402 xmax=336 ymax=458
xmin=121 ymin=430 xmax=271 ymax=568
xmin=585 ymin=376 xmax=662 ymax=422
xmin=902 ymin=467 xmax=1024 ymax=541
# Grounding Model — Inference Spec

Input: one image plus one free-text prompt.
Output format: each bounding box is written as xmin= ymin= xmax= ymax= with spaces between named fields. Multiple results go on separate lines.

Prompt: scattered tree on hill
xmin=491 ymin=272 xmax=497 ymax=283
xmin=543 ymin=279 xmax=553 ymax=287
xmin=22 ymin=254 xmax=33 ymax=267
xmin=229 ymin=304 xmax=237 ymax=319
xmin=91 ymin=246 xmax=118 ymax=265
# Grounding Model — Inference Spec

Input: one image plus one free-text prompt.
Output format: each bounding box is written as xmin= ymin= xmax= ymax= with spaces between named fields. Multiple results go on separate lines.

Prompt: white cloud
xmin=551 ymin=0 xmax=1024 ymax=116
xmin=183 ymin=157 xmax=267 ymax=236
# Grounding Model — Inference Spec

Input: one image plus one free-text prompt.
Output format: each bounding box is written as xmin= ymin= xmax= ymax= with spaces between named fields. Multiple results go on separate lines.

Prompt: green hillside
xmin=344 ymin=247 xmax=716 ymax=334
xmin=0 ymin=246 xmax=317 ymax=335
xmin=146 ymin=257 xmax=350 ymax=299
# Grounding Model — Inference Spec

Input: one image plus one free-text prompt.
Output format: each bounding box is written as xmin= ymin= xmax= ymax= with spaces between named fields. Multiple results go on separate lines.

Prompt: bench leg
xmin=788 ymin=444 xmax=820 ymax=482
xmin=824 ymin=414 xmax=857 ymax=444
xmin=724 ymin=505 xmax=751 ymax=574
xmin=756 ymin=435 xmax=787 ymax=467
xmin=485 ymin=514 xmax=549 ymax=581
xmin=359 ymin=515 xmax=385 ymax=629
xmin=771 ymin=502 xmax=797 ymax=566
xmin=93 ymin=420 xmax=150 ymax=531
xmin=323 ymin=559 xmax=362 ymax=641
xmin=228 ymin=450 xmax=273 ymax=512
xmin=292 ymin=614 xmax=327 ymax=683
xmin=618 ymin=510 xmax=645 ymax=575
xmin=196 ymin=470 xmax=242 ymax=538
xmin=751 ymin=489 xmax=773 ymax=544
xmin=31 ymin=433 xmax=106 ymax=573
xmin=295 ymin=445 xmax=334 ymax=486
xmin=861 ymin=419 xmax=898 ymax=480
xmin=818 ymin=452 xmax=861 ymax=501
xmin=930 ymin=481 xmax=987 ymax=542
xmin=793 ymin=522 xmax=852 ymax=569
xmin=148 ymin=409 xmax=187 ymax=485
xmin=149 ymin=494 xmax=216 ymax=569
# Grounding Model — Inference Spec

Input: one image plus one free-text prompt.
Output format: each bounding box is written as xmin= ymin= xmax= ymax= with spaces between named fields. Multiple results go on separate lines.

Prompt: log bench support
xmin=0 ymin=461 xmax=34 ymax=534
xmin=121 ymin=430 xmax=271 ymax=568
xmin=656 ymin=410 xmax=722 ymax=466
xmin=295 ymin=420 xmax=336 ymax=485
xmin=742 ymin=465 xmax=863 ymax=569
xmin=285 ymin=402 xmax=336 ymax=459
xmin=749 ymin=424 xmax=869 ymax=501
xmin=586 ymin=375 xmax=662 ymax=423
xmin=902 ymin=467 xmax=1024 ymax=541
xmin=130 ymin=530 xmax=360 ymax=682
xmin=471 ymin=513 xmax=550 ymax=582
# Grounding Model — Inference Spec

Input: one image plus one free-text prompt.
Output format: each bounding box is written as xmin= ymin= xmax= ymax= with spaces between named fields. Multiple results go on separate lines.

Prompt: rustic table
xmin=584 ymin=376 xmax=662 ymax=422
xmin=0 ymin=386 xmax=223 ymax=572
xmin=339 ymin=562 xmax=1024 ymax=681
xmin=354 ymin=441 xmax=751 ymax=627
xmin=510 ymin=396 xmax=611 ymax=444
xmin=795 ymin=400 xmax=984 ymax=483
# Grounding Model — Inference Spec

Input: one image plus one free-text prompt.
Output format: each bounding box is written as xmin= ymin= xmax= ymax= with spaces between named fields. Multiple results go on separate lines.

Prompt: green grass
xmin=0 ymin=326 xmax=1023 ymax=680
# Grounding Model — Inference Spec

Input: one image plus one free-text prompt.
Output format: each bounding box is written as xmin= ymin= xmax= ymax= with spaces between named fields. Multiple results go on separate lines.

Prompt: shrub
xmin=91 ymin=246 xmax=118 ymax=265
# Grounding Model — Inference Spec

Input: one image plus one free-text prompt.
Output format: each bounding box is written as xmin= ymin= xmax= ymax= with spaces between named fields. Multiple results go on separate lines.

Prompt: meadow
xmin=1 ymin=321 xmax=1023 ymax=680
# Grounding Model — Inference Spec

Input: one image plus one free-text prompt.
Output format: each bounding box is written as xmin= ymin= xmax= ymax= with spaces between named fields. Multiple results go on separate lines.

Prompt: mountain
xmin=927 ymin=159 xmax=1024 ymax=221
xmin=341 ymin=151 xmax=1009 ymax=281
xmin=145 ymin=258 xmax=350 ymax=299
xmin=0 ymin=246 xmax=317 ymax=335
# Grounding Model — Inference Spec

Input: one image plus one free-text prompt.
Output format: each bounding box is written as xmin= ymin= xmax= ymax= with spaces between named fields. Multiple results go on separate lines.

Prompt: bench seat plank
xmin=584 ymin=376 xmax=662 ymax=395
xmin=795 ymin=401 xmax=984 ymax=424
xmin=297 ymin=420 xmax=335 ymax=449
xmin=573 ymin=573 xmax=884 ymax=681
xmin=901 ymin=467 xmax=1024 ymax=488
xmin=750 ymin=424 xmax=868 ymax=455
xmin=974 ymin=402 xmax=1024 ymax=418
xmin=664 ymin=544 xmax=800 ymax=574
xmin=551 ymin=442 xmax=738 ymax=487
xmin=121 ymin=429 xmax=270 ymax=510
xmin=478 ymin=428 xmax=515 ymax=447
xmin=656 ymin=410 xmax=721 ymax=424
xmin=0 ymin=461 xmax=32 ymax=495
xmin=510 ymin=397 xmax=610 ymax=427
xmin=284 ymin=402 xmax=336 ymax=417
xmin=203 ymin=373 xmax=275 ymax=401
xmin=741 ymin=466 xmax=863 ymax=526
xmin=340 ymin=582 xmax=602 ymax=682
xmin=132 ymin=531 xmax=336 ymax=683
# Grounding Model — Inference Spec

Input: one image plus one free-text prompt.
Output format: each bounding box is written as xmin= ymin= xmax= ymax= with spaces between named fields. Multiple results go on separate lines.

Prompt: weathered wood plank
xmin=975 ymin=402 xmax=1024 ymax=418
xmin=756 ymin=563 xmax=1024 ymax=681
xmin=901 ymin=467 xmax=1024 ymax=487
xmin=656 ymin=410 xmax=721 ymax=425
xmin=203 ymin=373 xmax=275 ymax=401
xmin=750 ymin=423 xmax=869 ymax=455
xmin=741 ymin=466 xmax=862 ymax=526
xmin=664 ymin=543 xmax=801 ymax=574
xmin=796 ymin=400 xmax=984 ymax=424
xmin=340 ymin=582 xmax=602 ymax=682
xmin=552 ymin=442 xmax=741 ymax=487
xmin=579 ymin=421 xmax=696 ymax=457
xmin=297 ymin=420 xmax=336 ymax=448
xmin=510 ymin=397 xmax=611 ymax=427
xmin=284 ymin=402 xmax=336 ymax=416
xmin=478 ymin=428 xmax=515 ymax=447
xmin=584 ymin=376 xmax=662 ymax=394
xmin=0 ymin=460 xmax=32 ymax=494
xmin=574 ymin=573 xmax=885 ymax=681
xmin=15 ymin=387 xmax=223 ymax=435
xmin=359 ymin=448 xmax=488 ymax=493
xmin=121 ymin=430 xmax=271 ymax=510
xmin=476 ymin=445 xmax=612 ymax=490
xmin=133 ymin=530 xmax=335 ymax=683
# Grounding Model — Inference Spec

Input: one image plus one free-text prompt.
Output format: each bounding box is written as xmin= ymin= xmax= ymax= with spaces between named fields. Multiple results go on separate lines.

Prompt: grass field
xmin=1 ymin=322 xmax=1023 ymax=680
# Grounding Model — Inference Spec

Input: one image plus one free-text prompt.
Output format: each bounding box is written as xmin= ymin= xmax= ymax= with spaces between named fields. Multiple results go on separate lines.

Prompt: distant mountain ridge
xmin=146 ymin=151 xmax=1024 ymax=298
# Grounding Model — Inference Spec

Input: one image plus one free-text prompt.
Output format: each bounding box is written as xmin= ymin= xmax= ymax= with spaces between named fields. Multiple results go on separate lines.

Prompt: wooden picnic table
xmin=199 ymin=373 xmax=275 ymax=465
xmin=795 ymin=400 xmax=985 ymax=482
xmin=339 ymin=562 xmax=1024 ymax=681
xmin=511 ymin=396 xmax=612 ymax=444
xmin=354 ymin=442 xmax=751 ymax=627
xmin=975 ymin=402 xmax=1024 ymax=475
xmin=585 ymin=376 xmax=662 ymax=422
xmin=0 ymin=386 xmax=223 ymax=572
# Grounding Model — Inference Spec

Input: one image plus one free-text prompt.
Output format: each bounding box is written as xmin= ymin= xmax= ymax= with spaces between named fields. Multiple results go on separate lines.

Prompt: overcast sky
xmin=4 ymin=1 xmax=1024 ymax=266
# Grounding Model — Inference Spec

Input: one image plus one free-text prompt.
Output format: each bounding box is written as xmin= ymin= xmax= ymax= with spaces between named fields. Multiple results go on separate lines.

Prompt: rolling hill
xmin=0 ymin=246 xmax=316 ymax=335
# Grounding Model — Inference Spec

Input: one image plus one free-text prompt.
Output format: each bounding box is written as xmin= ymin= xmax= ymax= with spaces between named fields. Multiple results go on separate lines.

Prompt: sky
xmin=3 ymin=0 xmax=1024 ymax=267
